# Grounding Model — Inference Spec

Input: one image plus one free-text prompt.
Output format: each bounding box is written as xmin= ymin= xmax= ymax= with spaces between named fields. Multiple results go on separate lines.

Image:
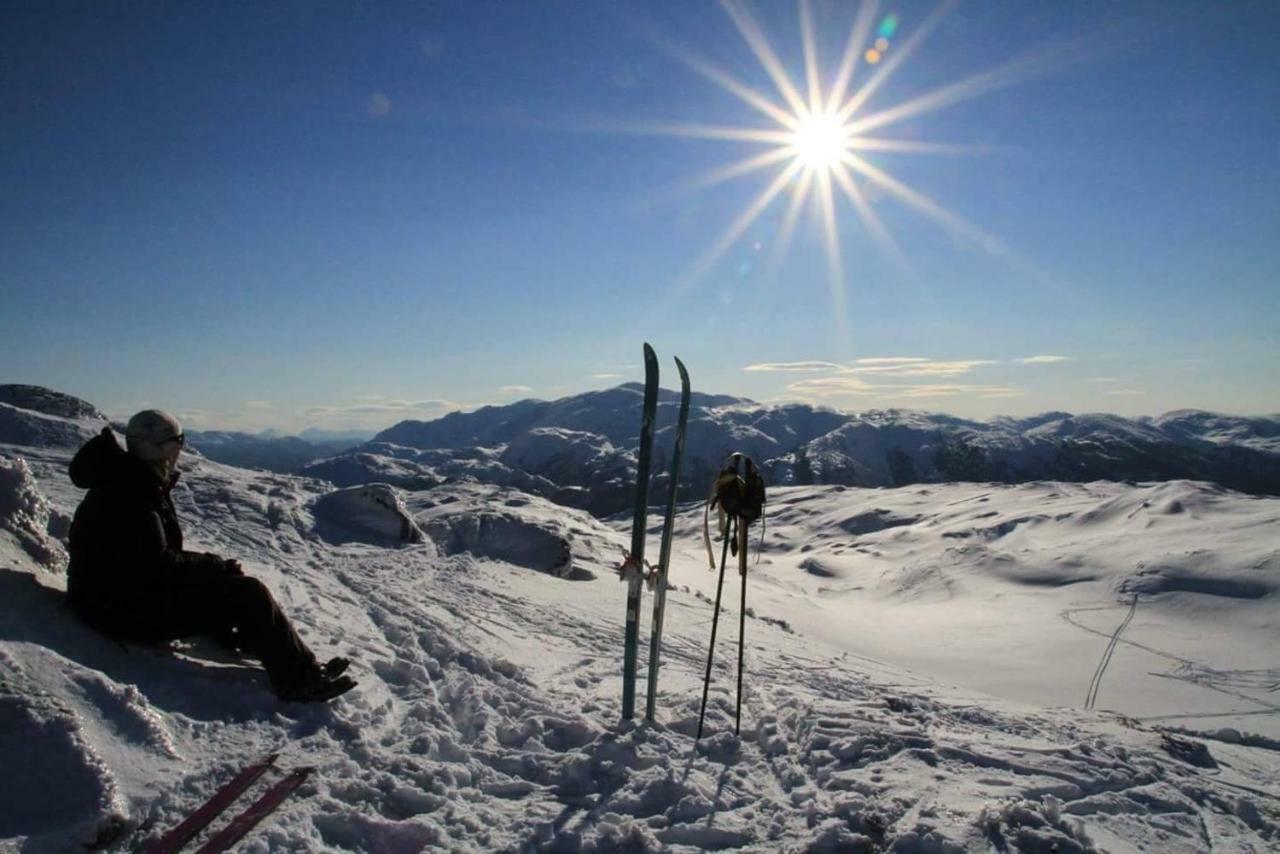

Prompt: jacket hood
xmin=70 ymin=427 xmax=174 ymax=490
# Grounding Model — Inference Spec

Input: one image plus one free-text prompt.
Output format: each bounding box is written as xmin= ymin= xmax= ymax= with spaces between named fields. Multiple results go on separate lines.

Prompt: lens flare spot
xmin=878 ymin=14 xmax=899 ymax=39
xmin=875 ymin=37 xmax=890 ymax=52
xmin=865 ymin=48 xmax=882 ymax=65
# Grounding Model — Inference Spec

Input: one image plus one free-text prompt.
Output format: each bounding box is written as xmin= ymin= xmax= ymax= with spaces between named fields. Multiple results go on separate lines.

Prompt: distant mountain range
xmin=183 ymin=431 xmax=364 ymax=473
xmin=3 ymin=383 xmax=1277 ymax=516
xmin=325 ymin=383 xmax=1280 ymax=514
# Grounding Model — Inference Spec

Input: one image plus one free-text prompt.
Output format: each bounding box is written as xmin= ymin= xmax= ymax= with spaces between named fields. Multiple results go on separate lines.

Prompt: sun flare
xmin=628 ymin=0 xmax=1068 ymax=327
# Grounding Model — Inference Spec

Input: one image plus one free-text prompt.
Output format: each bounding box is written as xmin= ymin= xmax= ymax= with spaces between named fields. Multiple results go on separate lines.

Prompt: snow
xmin=0 ymin=456 xmax=68 ymax=572
xmin=314 ymin=484 xmax=429 ymax=547
xmin=1 ymin=402 xmax=1278 ymax=852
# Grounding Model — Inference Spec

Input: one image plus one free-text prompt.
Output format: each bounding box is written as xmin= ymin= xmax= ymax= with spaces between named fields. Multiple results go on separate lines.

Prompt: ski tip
xmin=643 ymin=342 xmax=656 ymax=358
xmin=674 ymin=355 xmax=688 ymax=378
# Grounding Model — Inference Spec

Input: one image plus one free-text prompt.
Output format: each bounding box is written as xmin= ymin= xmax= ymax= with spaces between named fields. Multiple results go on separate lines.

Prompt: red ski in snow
xmin=143 ymin=754 xmax=278 ymax=854
xmin=194 ymin=767 xmax=314 ymax=853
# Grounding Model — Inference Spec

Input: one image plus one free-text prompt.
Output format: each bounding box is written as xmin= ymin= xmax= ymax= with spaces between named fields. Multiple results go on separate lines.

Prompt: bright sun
xmin=633 ymin=0 xmax=1056 ymax=327
xmin=790 ymin=110 xmax=852 ymax=171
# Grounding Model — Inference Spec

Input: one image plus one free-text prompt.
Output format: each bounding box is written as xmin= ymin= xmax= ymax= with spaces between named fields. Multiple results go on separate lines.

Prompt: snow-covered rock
xmin=0 ymin=384 xmax=108 ymax=421
xmin=409 ymin=483 xmax=597 ymax=579
xmin=0 ymin=455 xmax=68 ymax=573
xmin=0 ymin=402 xmax=104 ymax=450
xmin=313 ymin=483 xmax=429 ymax=547
xmin=304 ymin=449 xmax=444 ymax=492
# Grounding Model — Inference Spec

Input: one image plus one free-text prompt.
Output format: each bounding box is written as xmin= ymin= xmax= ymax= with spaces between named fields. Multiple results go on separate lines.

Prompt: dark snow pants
xmin=73 ymin=575 xmax=317 ymax=689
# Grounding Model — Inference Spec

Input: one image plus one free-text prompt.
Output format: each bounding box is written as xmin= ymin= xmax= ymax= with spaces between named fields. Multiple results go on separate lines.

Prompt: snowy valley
xmin=1 ymin=389 xmax=1277 ymax=852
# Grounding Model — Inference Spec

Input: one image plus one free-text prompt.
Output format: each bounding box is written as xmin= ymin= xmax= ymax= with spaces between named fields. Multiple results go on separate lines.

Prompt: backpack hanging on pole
xmin=697 ymin=452 xmax=766 ymax=740
xmin=702 ymin=453 xmax=766 ymax=563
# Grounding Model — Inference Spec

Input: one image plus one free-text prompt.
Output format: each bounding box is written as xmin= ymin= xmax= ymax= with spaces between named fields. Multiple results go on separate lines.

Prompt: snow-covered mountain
xmin=332 ymin=384 xmax=1280 ymax=515
xmin=22 ymin=379 xmax=1269 ymax=509
xmin=2 ymin=388 xmax=1278 ymax=851
xmin=0 ymin=384 xmax=109 ymax=422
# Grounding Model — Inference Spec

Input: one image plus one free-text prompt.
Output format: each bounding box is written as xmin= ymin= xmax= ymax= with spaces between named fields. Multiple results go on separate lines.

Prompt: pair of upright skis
xmin=620 ymin=342 xmax=691 ymax=722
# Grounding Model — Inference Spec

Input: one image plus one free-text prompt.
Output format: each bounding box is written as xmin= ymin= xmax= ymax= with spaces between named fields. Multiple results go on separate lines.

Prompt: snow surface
xmin=1 ymin=404 xmax=1278 ymax=852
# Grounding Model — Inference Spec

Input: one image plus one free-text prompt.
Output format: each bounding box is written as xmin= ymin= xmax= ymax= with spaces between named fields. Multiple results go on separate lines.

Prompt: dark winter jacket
xmin=67 ymin=427 xmax=228 ymax=619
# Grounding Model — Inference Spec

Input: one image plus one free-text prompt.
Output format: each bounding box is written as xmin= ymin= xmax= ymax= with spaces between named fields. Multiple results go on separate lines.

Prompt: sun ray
xmin=799 ymin=0 xmax=823 ymax=114
xmin=850 ymin=137 xmax=996 ymax=155
xmin=847 ymin=44 xmax=1074 ymax=137
xmin=842 ymin=151 xmax=1004 ymax=251
xmin=763 ymin=167 xmax=815 ymax=283
xmin=604 ymin=120 xmax=793 ymax=145
xmin=677 ymin=158 xmax=806 ymax=291
xmin=830 ymin=161 xmax=911 ymax=273
xmin=719 ymin=0 xmax=809 ymax=118
xmin=815 ymin=168 xmax=847 ymax=332
xmin=647 ymin=35 xmax=800 ymax=130
xmin=836 ymin=0 xmax=955 ymax=124
xmin=825 ymin=0 xmax=879 ymax=114
xmin=677 ymin=146 xmax=799 ymax=195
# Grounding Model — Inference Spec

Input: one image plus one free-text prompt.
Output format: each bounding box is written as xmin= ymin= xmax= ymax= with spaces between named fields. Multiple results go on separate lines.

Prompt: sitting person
xmin=66 ymin=409 xmax=354 ymax=702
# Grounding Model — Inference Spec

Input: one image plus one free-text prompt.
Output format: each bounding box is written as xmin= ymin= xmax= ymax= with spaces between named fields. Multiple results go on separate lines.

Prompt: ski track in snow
xmin=0 ymin=434 xmax=1278 ymax=851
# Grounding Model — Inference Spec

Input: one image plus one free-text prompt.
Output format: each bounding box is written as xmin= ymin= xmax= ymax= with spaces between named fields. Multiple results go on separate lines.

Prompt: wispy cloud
xmin=1020 ymin=355 xmax=1068 ymax=364
xmin=744 ymin=357 xmax=995 ymax=376
xmin=499 ymin=385 xmax=533 ymax=394
xmin=743 ymin=360 xmax=845 ymax=372
xmin=889 ymin=384 xmax=1023 ymax=399
xmin=303 ymin=398 xmax=457 ymax=418
xmin=786 ymin=376 xmax=1023 ymax=401
xmin=785 ymin=376 xmax=877 ymax=396
xmin=1088 ymin=377 xmax=1121 ymax=384
xmin=243 ymin=400 xmax=273 ymax=410
xmin=591 ymin=373 xmax=624 ymax=380
xmin=842 ymin=359 xmax=996 ymax=377
xmin=759 ymin=356 xmax=1032 ymax=405
xmin=1103 ymin=388 xmax=1146 ymax=396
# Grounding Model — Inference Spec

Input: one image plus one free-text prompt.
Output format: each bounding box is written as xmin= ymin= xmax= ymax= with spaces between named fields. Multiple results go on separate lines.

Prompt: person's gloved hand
xmin=224 ymin=559 xmax=245 ymax=577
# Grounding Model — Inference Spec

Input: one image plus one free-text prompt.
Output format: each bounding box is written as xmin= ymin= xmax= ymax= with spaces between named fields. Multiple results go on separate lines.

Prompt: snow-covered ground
xmin=2 ymin=414 xmax=1278 ymax=851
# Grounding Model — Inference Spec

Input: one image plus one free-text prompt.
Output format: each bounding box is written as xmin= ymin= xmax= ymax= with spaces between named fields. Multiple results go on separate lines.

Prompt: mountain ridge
xmin=359 ymin=385 xmax=1280 ymax=512
xmin=3 ymin=383 xmax=1276 ymax=514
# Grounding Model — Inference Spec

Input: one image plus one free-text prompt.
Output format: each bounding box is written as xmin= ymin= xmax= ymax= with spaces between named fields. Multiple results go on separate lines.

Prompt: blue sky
xmin=3 ymin=1 xmax=1277 ymax=432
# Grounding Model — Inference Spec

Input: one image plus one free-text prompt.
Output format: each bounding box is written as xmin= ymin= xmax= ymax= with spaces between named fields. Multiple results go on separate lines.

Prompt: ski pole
xmin=735 ymin=519 xmax=748 ymax=735
xmin=696 ymin=518 xmax=734 ymax=741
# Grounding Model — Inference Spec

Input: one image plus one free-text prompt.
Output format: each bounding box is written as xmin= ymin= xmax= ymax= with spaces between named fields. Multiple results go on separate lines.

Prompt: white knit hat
xmin=125 ymin=410 xmax=183 ymax=461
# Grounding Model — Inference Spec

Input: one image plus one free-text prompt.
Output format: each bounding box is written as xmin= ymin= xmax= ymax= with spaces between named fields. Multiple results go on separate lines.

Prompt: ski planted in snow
xmin=194 ymin=766 xmax=314 ymax=854
xmin=143 ymin=754 xmax=278 ymax=854
xmin=645 ymin=355 xmax=690 ymax=721
xmin=620 ymin=342 xmax=660 ymax=719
